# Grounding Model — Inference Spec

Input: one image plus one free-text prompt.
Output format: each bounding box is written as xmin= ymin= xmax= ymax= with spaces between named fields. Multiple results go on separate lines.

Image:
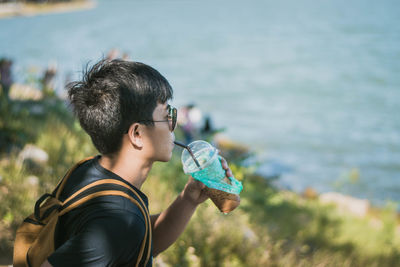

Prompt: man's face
xmin=142 ymin=103 xmax=175 ymax=162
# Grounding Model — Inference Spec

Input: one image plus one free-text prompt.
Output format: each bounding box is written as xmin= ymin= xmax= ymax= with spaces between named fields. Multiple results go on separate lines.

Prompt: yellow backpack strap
xmin=53 ymin=156 xmax=95 ymax=199
xmin=59 ymin=180 xmax=152 ymax=267
xmin=62 ymin=179 xmax=148 ymax=213
xmin=31 ymin=157 xmax=95 ymax=222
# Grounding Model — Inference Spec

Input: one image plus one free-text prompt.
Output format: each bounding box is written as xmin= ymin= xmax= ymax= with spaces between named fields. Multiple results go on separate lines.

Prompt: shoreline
xmin=215 ymin=134 xmax=400 ymax=219
xmin=0 ymin=0 xmax=96 ymax=19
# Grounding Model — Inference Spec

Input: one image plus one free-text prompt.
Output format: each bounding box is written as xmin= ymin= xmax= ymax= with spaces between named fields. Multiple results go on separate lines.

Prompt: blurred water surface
xmin=1 ymin=0 xmax=399 ymax=206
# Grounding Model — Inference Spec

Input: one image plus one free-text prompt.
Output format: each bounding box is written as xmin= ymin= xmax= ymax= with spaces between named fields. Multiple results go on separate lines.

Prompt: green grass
xmin=144 ymin=162 xmax=400 ymax=267
xmin=0 ymin=94 xmax=399 ymax=266
xmin=0 ymin=95 xmax=96 ymax=260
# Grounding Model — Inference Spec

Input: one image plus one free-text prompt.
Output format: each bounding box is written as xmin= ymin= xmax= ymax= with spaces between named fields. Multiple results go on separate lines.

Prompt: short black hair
xmin=68 ymin=59 xmax=173 ymax=155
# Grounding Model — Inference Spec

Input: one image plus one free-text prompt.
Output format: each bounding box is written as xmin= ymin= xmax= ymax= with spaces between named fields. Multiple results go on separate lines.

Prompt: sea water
xmin=1 ymin=0 xmax=399 ymax=206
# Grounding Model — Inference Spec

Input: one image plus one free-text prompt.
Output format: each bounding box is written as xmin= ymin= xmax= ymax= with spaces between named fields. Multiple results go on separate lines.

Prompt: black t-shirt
xmin=48 ymin=156 xmax=153 ymax=267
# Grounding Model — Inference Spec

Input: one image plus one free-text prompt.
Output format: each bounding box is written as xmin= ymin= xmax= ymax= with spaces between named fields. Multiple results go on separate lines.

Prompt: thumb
xmin=188 ymin=176 xmax=206 ymax=190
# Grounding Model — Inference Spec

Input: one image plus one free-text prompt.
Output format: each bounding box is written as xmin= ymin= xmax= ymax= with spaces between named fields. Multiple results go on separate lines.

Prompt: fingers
xmin=194 ymin=179 xmax=206 ymax=189
xmin=219 ymin=156 xmax=233 ymax=178
xmin=188 ymin=175 xmax=206 ymax=189
xmin=220 ymin=157 xmax=228 ymax=169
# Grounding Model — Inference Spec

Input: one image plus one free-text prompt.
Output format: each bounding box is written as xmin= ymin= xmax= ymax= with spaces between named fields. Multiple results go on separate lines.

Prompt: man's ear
xmin=127 ymin=123 xmax=143 ymax=149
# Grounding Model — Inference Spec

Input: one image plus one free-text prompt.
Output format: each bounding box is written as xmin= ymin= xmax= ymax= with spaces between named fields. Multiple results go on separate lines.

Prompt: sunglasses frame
xmin=131 ymin=104 xmax=177 ymax=132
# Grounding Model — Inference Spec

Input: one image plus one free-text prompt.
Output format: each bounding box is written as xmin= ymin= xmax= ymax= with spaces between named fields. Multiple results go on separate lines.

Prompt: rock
xmin=9 ymin=83 xmax=43 ymax=101
xmin=26 ymin=175 xmax=39 ymax=187
xmin=18 ymin=144 xmax=49 ymax=166
xmin=214 ymin=134 xmax=251 ymax=161
xmin=302 ymin=187 xmax=318 ymax=199
xmin=319 ymin=192 xmax=370 ymax=217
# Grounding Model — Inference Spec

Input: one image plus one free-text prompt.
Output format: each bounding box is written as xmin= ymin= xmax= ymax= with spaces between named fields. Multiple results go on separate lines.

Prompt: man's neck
xmin=98 ymin=152 xmax=153 ymax=189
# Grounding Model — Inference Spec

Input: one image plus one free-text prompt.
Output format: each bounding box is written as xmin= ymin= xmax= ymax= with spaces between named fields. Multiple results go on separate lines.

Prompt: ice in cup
xmin=181 ymin=140 xmax=243 ymax=213
xmin=202 ymin=186 xmax=241 ymax=213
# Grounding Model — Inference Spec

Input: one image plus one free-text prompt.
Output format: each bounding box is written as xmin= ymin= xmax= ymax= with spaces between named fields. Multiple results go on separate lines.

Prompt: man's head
xmin=68 ymin=59 xmax=173 ymax=157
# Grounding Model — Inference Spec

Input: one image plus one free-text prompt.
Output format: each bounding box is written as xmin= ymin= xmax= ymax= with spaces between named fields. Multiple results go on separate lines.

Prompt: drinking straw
xmin=174 ymin=141 xmax=201 ymax=168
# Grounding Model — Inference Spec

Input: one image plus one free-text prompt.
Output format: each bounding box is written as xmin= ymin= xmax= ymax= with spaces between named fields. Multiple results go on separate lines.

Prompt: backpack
xmin=13 ymin=157 xmax=152 ymax=267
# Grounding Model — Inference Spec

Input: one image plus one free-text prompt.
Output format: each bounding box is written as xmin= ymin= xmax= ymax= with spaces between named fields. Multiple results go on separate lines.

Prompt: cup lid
xmin=181 ymin=140 xmax=218 ymax=173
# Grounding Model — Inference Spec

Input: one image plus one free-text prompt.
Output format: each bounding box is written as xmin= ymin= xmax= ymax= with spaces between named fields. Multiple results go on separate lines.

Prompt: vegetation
xmin=0 ymin=0 xmax=95 ymax=20
xmin=0 ymin=87 xmax=399 ymax=266
xmin=1 ymin=0 xmax=82 ymax=3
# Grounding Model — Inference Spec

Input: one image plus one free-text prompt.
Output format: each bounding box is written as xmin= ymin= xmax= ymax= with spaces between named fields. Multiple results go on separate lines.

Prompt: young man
xmin=41 ymin=59 xmax=232 ymax=267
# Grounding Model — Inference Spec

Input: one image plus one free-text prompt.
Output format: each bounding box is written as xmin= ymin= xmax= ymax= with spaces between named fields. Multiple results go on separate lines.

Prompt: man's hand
xmin=151 ymin=156 xmax=233 ymax=255
xmin=182 ymin=177 xmax=209 ymax=206
xmin=182 ymin=156 xmax=233 ymax=206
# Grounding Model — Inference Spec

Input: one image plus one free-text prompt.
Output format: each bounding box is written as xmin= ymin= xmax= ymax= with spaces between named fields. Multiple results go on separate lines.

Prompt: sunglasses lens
xmin=172 ymin=108 xmax=177 ymax=131
xmin=167 ymin=106 xmax=177 ymax=132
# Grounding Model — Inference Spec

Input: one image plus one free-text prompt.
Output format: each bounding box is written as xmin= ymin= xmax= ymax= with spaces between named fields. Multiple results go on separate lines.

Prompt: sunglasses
xmin=136 ymin=104 xmax=177 ymax=132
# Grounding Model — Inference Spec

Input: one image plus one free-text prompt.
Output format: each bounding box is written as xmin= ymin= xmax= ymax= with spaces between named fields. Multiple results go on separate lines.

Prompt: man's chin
xmin=157 ymin=153 xmax=173 ymax=163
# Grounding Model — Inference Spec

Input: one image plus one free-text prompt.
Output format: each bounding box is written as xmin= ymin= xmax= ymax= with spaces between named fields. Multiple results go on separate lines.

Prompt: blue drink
xmin=181 ymin=141 xmax=243 ymax=195
xmin=190 ymin=156 xmax=226 ymax=182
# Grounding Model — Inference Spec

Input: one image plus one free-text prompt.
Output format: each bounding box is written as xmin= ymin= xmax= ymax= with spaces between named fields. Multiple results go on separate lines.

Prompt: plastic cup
xmin=181 ymin=140 xmax=242 ymax=213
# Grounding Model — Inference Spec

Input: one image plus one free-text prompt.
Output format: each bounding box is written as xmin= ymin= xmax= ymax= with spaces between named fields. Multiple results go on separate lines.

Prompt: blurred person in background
xmin=41 ymin=62 xmax=57 ymax=96
xmin=0 ymin=58 xmax=13 ymax=101
xmin=177 ymin=103 xmax=203 ymax=143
